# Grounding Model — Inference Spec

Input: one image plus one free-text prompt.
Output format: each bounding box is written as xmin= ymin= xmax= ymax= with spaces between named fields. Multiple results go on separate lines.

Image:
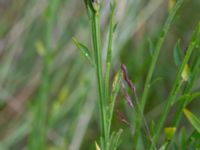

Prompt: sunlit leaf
xmin=181 ymin=64 xmax=190 ymax=82
xmin=164 ymin=127 xmax=176 ymax=140
xmin=159 ymin=142 xmax=168 ymax=150
xmin=183 ymin=108 xmax=200 ymax=133
xmin=95 ymin=142 xmax=101 ymax=150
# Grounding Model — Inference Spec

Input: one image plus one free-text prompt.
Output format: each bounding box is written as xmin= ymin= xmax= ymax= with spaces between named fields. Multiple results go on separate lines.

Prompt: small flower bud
xmin=168 ymin=0 xmax=176 ymax=12
xmin=181 ymin=64 xmax=190 ymax=82
xmin=92 ymin=0 xmax=100 ymax=12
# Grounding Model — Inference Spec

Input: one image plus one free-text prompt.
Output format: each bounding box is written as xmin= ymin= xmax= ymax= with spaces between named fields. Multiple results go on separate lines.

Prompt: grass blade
xmin=173 ymin=39 xmax=182 ymax=67
xmin=150 ymin=21 xmax=200 ymax=149
xmin=183 ymin=109 xmax=200 ymax=133
xmin=72 ymin=37 xmax=94 ymax=65
xmin=134 ymin=0 xmax=185 ymax=146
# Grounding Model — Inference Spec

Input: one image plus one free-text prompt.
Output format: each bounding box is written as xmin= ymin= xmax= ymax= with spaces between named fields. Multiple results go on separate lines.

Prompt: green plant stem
xmin=140 ymin=0 xmax=184 ymax=112
xmin=29 ymin=0 xmax=60 ymax=149
xmin=149 ymin=29 xmax=196 ymax=150
xmin=172 ymin=25 xmax=200 ymax=128
xmin=133 ymin=0 xmax=184 ymax=146
xmin=105 ymin=2 xmax=116 ymax=140
xmin=164 ymin=23 xmax=200 ymax=149
xmin=105 ymin=8 xmax=114 ymax=111
xmin=107 ymin=73 xmax=121 ymax=135
xmin=172 ymin=62 xmax=200 ymax=127
xmin=91 ymin=9 xmax=107 ymax=146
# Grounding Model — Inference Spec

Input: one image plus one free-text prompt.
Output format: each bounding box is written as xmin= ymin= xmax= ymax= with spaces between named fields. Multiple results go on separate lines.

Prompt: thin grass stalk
xmin=104 ymin=1 xmax=116 ymax=112
xmin=133 ymin=0 xmax=184 ymax=146
xmin=164 ymin=23 xmax=200 ymax=149
xmin=107 ymin=73 xmax=121 ymax=135
xmin=29 ymin=0 xmax=59 ymax=149
xmin=149 ymin=24 xmax=198 ymax=149
xmin=89 ymin=2 xmax=107 ymax=147
xmin=140 ymin=0 xmax=184 ymax=111
xmin=171 ymin=60 xmax=200 ymax=127
xmin=105 ymin=1 xmax=116 ymax=140
xmin=171 ymin=23 xmax=200 ymax=127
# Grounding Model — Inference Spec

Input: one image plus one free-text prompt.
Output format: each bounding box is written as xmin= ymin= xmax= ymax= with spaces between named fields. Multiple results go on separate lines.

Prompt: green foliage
xmin=72 ymin=38 xmax=93 ymax=65
xmin=75 ymin=0 xmax=122 ymax=149
xmin=0 ymin=0 xmax=200 ymax=150
xmin=183 ymin=109 xmax=200 ymax=133
xmin=173 ymin=39 xmax=182 ymax=67
xmin=164 ymin=127 xmax=176 ymax=140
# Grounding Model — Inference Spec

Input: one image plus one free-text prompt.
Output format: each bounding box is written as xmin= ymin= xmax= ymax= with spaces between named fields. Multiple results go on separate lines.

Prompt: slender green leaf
xmin=148 ymin=38 xmax=154 ymax=56
xmin=135 ymin=0 xmax=185 ymax=147
xmin=113 ymin=23 xmax=118 ymax=33
xmin=107 ymin=72 xmax=122 ymax=137
xmin=105 ymin=0 xmax=117 ymax=106
xmin=150 ymin=120 xmax=156 ymax=136
xmin=95 ymin=142 xmax=101 ymax=150
xmin=159 ymin=142 xmax=168 ymax=150
xmin=183 ymin=109 xmax=200 ymax=133
xmin=150 ymin=17 xmax=200 ymax=149
xmin=173 ymin=39 xmax=182 ymax=67
xmin=73 ymin=38 xmax=94 ymax=65
xmin=110 ymin=129 xmax=123 ymax=150
xmin=178 ymin=128 xmax=187 ymax=149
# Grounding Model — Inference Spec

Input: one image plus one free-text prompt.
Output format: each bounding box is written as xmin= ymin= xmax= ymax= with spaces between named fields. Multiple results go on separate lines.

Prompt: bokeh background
xmin=0 ymin=0 xmax=200 ymax=149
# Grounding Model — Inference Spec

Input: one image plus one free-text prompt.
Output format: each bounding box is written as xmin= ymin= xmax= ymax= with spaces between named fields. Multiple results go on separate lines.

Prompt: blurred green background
xmin=0 ymin=0 xmax=200 ymax=149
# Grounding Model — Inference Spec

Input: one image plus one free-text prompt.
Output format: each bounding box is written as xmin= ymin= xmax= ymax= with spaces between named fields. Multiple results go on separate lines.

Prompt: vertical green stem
xmin=91 ymin=9 xmax=107 ymax=147
xmin=29 ymin=0 xmax=60 ymax=149
xmin=149 ymin=30 xmax=196 ymax=149
xmin=133 ymin=0 xmax=184 ymax=147
xmin=165 ymin=23 xmax=200 ymax=149
xmin=105 ymin=2 xmax=116 ymax=139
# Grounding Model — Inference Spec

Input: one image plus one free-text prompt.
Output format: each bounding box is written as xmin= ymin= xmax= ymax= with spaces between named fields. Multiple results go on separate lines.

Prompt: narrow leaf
xmin=72 ymin=38 xmax=93 ymax=65
xmin=148 ymin=38 xmax=154 ymax=56
xmin=173 ymin=39 xmax=182 ymax=67
xmin=110 ymin=129 xmax=123 ymax=150
xmin=183 ymin=108 xmax=200 ymax=133
xmin=113 ymin=23 xmax=118 ymax=33
xmin=95 ymin=142 xmax=101 ymax=150
xmin=150 ymin=120 xmax=156 ymax=136
xmin=159 ymin=142 xmax=168 ymax=150
xmin=178 ymin=128 xmax=187 ymax=149
xmin=107 ymin=72 xmax=121 ymax=136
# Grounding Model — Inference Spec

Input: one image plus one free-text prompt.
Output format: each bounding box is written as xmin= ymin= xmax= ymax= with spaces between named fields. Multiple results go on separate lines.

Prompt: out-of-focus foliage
xmin=0 ymin=0 xmax=200 ymax=149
